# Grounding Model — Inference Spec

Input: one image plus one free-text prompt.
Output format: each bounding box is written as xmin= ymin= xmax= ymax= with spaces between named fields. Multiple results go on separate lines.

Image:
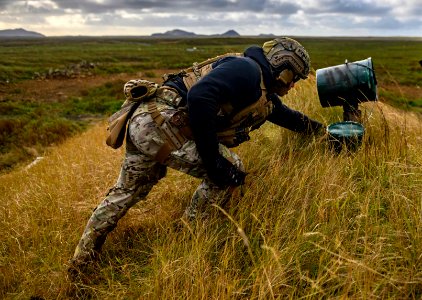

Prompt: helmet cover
xmin=262 ymin=37 xmax=310 ymax=79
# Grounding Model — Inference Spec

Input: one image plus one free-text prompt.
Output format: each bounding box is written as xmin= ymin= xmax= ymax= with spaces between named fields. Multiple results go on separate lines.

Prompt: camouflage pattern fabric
xmin=71 ymin=97 xmax=244 ymax=265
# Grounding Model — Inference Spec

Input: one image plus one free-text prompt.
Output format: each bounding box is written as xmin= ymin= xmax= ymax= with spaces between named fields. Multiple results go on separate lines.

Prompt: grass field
xmin=1 ymin=37 xmax=421 ymax=171
xmin=1 ymin=74 xmax=421 ymax=299
xmin=0 ymin=37 xmax=422 ymax=298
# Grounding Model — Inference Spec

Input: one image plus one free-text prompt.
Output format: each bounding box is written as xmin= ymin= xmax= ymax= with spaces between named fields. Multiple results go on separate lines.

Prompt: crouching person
xmin=68 ymin=37 xmax=324 ymax=278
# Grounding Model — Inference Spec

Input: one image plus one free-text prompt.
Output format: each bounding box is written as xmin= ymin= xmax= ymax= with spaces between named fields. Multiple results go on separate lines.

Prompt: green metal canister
xmin=316 ymin=58 xmax=377 ymax=107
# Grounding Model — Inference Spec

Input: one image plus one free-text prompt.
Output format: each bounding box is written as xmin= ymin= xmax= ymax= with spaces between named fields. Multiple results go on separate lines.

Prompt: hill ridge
xmin=0 ymin=28 xmax=45 ymax=37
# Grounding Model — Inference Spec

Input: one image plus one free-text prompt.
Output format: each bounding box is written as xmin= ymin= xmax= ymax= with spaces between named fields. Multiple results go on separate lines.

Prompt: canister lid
xmin=327 ymin=121 xmax=365 ymax=138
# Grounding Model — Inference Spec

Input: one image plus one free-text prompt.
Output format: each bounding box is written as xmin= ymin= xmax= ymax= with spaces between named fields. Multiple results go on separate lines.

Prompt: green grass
xmin=64 ymin=81 xmax=124 ymax=115
xmin=1 ymin=37 xmax=421 ymax=87
xmin=0 ymin=37 xmax=240 ymax=82
xmin=0 ymin=80 xmax=125 ymax=171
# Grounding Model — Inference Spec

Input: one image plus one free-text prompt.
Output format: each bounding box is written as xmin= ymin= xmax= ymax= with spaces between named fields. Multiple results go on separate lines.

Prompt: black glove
xmin=207 ymin=155 xmax=247 ymax=188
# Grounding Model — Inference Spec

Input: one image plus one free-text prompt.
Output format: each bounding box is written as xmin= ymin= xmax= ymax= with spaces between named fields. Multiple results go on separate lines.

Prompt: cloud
xmin=0 ymin=0 xmax=421 ymax=36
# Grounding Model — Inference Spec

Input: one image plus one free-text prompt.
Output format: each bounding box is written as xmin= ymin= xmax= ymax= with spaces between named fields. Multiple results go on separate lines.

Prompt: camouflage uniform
xmin=71 ymin=97 xmax=244 ymax=265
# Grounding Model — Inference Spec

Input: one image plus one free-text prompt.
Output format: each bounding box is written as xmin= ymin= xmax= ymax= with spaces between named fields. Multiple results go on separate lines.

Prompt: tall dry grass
xmin=1 ymin=76 xmax=421 ymax=299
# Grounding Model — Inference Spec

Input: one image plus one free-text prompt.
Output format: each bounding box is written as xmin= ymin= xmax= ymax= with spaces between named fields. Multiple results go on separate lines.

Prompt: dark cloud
xmin=48 ymin=0 xmax=267 ymax=13
xmin=50 ymin=0 xmax=168 ymax=12
xmin=265 ymin=2 xmax=300 ymax=15
xmin=303 ymin=0 xmax=391 ymax=16
xmin=0 ymin=0 xmax=14 ymax=9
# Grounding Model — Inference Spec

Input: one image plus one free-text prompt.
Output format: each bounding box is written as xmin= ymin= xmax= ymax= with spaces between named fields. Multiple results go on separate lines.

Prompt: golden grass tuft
xmin=1 ymin=76 xmax=421 ymax=299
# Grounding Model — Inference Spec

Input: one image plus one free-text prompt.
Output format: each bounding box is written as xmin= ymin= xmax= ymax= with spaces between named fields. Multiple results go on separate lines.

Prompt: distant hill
xmin=0 ymin=28 xmax=45 ymax=38
xmin=151 ymin=29 xmax=241 ymax=38
xmin=258 ymin=33 xmax=276 ymax=38
xmin=220 ymin=30 xmax=240 ymax=37
xmin=151 ymin=29 xmax=196 ymax=37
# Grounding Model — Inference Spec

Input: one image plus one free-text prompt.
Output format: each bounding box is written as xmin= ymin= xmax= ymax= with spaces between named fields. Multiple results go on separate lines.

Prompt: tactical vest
xmin=168 ymin=53 xmax=274 ymax=147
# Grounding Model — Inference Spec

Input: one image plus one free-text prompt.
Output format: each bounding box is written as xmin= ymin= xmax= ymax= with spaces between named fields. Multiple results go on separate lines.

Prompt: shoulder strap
xmin=181 ymin=53 xmax=243 ymax=90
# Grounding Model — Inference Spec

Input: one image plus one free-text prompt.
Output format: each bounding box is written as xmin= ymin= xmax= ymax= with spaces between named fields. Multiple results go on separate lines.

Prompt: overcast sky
xmin=1 ymin=0 xmax=421 ymax=37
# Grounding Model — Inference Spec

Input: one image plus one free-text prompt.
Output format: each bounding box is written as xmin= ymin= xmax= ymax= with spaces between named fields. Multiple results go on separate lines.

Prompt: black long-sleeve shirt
xmin=165 ymin=46 xmax=323 ymax=168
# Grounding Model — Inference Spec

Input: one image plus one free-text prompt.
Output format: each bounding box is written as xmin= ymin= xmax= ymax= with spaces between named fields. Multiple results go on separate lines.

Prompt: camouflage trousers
xmin=71 ymin=100 xmax=244 ymax=264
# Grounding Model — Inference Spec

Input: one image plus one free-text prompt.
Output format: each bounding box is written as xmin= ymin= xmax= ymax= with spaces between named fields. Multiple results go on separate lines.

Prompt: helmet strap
xmin=278 ymin=69 xmax=294 ymax=85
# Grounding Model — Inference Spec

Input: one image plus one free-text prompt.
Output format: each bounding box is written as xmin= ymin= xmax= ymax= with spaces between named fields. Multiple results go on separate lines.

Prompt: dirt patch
xmin=0 ymin=69 xmax=177 ymax=103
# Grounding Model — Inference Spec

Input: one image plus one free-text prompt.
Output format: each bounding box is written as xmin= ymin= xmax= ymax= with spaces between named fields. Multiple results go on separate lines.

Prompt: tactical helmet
xmin=262 ymin=37 xmax=310 ymax=80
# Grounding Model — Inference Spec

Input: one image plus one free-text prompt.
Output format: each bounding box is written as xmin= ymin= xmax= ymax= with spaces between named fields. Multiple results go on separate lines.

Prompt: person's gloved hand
xmin=207 ymin=155 xmax=246 ymax=188
xmin=314 ymin=122 xmax=328 ymax=137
